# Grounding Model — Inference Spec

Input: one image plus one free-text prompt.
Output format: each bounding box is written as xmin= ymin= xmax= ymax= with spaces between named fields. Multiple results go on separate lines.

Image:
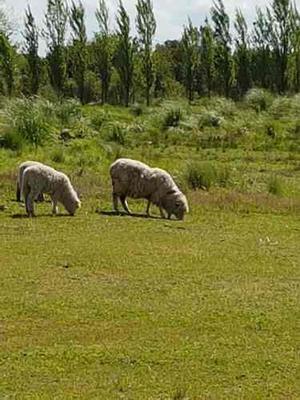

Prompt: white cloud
xmin=7 ymin=0 xmax=271 ymax=54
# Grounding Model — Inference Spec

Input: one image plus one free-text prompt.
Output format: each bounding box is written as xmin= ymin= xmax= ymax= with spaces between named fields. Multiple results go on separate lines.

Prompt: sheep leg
xmin=146 ymin=200 xmax=151 ymax=217
xmin=112 ymin=193 xmax=119 ymax=213
xmin=26 ymin=192 xmax=35 ymax=217
xmin=159 ymin=206 xmax=166 ymax=219
xmin=51 ymin=197 xmax=58 ymax=215
xmin=120 ymin=196 xmax=131 ymax=214
xmin=36 ymin=193 xmax=45 ymax=203
xmin=16 ymin=182 xmax=21 ymax=202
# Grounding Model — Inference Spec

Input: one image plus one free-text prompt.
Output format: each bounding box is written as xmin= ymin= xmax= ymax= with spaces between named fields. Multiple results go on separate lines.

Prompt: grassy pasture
xmin=0 ymin=96 xmax=300 ymax=399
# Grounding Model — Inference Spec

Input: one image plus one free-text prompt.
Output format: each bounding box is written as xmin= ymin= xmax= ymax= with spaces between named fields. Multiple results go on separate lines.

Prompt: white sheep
xmin=110 ymin=158 xmax=189 ymax=220
xmin=21 ymin=164 xmax=81 ymax=217
xmin=16 ymin=161 xmax=45 ymax=202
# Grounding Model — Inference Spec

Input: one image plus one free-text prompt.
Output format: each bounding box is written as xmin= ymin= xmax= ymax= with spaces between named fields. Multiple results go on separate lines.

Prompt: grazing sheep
xmin=110 ymin=158 xmax=189 ymax=220
xmin=16 ymin=161 xmax=45 ymax=202
xmin=21 ymin=164 xmax=81 ymax=217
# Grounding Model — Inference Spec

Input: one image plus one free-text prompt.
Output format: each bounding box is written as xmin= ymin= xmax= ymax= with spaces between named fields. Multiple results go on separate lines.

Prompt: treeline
xmin=0 ymin=0 xmax=300 ymax=105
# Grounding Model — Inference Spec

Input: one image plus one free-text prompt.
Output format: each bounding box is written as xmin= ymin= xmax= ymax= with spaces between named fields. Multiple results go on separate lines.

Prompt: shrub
xmin=84 ymin=71 xmax=102 ymax=104
xmin=244 ymin=88 xmax=274 ymax=112
xmin=267 ymin=174 xmax=283 ymax=196
xmin=163 ymin=108 xmax=182 ymax=129
xmin=90 ymin=110 xmax=111 ymax=130
xmin=270 ymin=95 xmax=300 ymax=120
xmin=50 ymin=147 xmax=66 ymax=163
xmin=54 ymin=99 xmax=82 ymax=127
xmin=199 ymin=96 xmax=237 ymax=117
xmin=185 ymin=162 xmax=217 ymax=190
xmin=185 ymin=162 xmax=231 ymax=190
xmin=6 ymin=98 xmax=52 ymax=147
xmin=130 ymin=103 xmax=144 ymax=116
xmin=107 ymin=123 xmax=127 ymax=145
xmin=199 ymin=111 xmax=223 ymax=128
xmin=0 ymin=130 xmax=25 ymax=151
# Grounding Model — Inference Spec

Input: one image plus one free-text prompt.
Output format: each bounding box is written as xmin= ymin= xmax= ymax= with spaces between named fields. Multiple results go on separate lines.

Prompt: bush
xmin=84 ymin=71 xmax=102 ymax=104
xmin=130 ymin=103 xmax=144 ymax=116
xmin=0 ymin=130 xmax=25 ymax=151
xmin=5 ymin=98 xmax=52 ymax=147
xmin=185 ymin=162 xmax=217 ymax=190
xmin=267 ymin=175 xmax=284 ymax=196
xmin=53 ymin=99 xmax=82 ymax=127
xmin=90 ymin=110 xmax=111 ymax=130
xmin=270 ymin=95 xmax=300 ymax=120
xmin=201 ymin=96 xmax=237 ymax=117
xmin=50 ymin=147 xmax=66 ymax=163
xmin=185 ymin=162 xmax=231 ymax=190
xmin=244 ymin=88 xmax=274 ymax=112
xmin=107 ymin=123 xmax=127 ymax=145
xmin=199 ymin=111 xmax=223 ymax=128
xmin=163 ymin=108 xmax=183 ymax=129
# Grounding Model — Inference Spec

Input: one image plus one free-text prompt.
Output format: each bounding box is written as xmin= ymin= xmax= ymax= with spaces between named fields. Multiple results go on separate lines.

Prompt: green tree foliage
xmin=4 ymin=0 xmax=299 ymax=103
xmin=94 ymin=0 xmax=114 ymax=104
xmin=0 ymin=32 xmax=14 ymax=96
xmin=199 ymin=19 xmax=215 ymax=96
xmin=115 ymin=1 xmax=135 ymax=107
xmin=211 ymin=0 xmax=233 ymax=97
xmin=234 ymin=9 xmax=252 ymax=97
xmin=136 ymin=0 xmax=156 ymax=106
xmin=152 ymin=41 xmax=184 ymax=98
xmin=288 ymin=7 xmax=300 ymax=91
xmin=0 ymin=0 xmax=13 ymax=36
xmin=43 ymin=0 xmax=68 ymax=97
xmin=69 ymin=0 xmax=87 ymax=103
xmin=269 ymin=0 xmax=293 ymax=93
xmin=252 ymin=8 xmax=274 ymax=89
xmin=23 ymin=5 xmax=40 ymax=95
xmin=181 ymin=18 xmax=199 ymax=102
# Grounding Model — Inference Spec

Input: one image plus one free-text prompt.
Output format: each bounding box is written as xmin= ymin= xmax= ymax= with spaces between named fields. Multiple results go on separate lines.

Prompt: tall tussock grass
xmin=162 ymin=108 xmax=183 ymax=129
xmin=5 ymin=97 xmax=52 ymax=147
xmin=267 ymin=174 xmax=284 ymax=196
xmin=185 ymin=162 xmax=231 ymax=190
xmin=0 ymin=97 xmax=82 ymax=150
xmin=244 ymin=88 xmax=274 ymax=112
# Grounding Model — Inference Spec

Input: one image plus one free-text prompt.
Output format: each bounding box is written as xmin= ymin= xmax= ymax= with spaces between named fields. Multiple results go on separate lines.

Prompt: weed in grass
xmin=130 ymin=103 xmax=144 ymax=116
xmin=199 ymin=111 xmax=223 ymax=128
xmin=90 ymin=110 xmax=111 ymax=130
xmin=185 ymin=162 xmax=217 ymax=190
xmin=0 ymin=130 xmax=25 ymax=151
xmin=267 ymin=174 xmax=284 ymax=196
xmin=172 ymin=388 xmax=189 ymax=400
xmin=185 ymin=162 xmax=232 ymax=190
xmin=106 ymin=123 xmax=127 ymax=145
xmin=244 ymin=88 xmax=274 ymax=112
xmin=54 ymin=99 xmax=82 ymax=127
xmin=5 ymin=97 xmax=53 ymax=147
xmin=50 ymin=146 xmax=66 ymax=164
xmin=163 ymin=108 xmax=183 ymax=129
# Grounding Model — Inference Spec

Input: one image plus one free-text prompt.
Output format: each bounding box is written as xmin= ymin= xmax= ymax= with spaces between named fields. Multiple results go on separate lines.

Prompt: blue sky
xmin=6 ymin=0 xmax=271 ymax=53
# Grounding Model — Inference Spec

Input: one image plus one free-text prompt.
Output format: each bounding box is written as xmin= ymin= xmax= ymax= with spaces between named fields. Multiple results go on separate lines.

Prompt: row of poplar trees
xmin=0 ymin=0 xmax=300 ymax=105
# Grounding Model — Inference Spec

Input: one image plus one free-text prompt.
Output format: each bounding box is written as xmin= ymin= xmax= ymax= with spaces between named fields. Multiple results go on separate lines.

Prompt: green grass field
xmin=0 ymin=98 xmax=300 ymax=399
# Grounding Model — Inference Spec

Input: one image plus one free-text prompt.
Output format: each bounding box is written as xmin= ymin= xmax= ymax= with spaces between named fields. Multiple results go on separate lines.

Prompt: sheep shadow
xmin=98 ymin=210 xmax=162 ymax=220
xmin=11 ymin=213 xmax=75 ymax=219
